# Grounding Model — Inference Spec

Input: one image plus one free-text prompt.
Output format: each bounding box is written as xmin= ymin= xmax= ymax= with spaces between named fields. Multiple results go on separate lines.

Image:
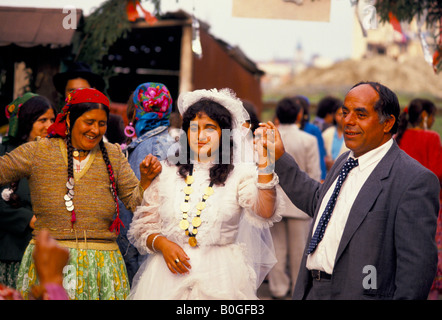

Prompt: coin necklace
xmin=179 ymin=164 xmax=214 ymax=247
xmin=64 ymin=152 xmax=87 ymax=227
xmin=65 ymin=176 xmax=76 ymax=227
xmin=72 ymin=148 xmax=89 ymax=158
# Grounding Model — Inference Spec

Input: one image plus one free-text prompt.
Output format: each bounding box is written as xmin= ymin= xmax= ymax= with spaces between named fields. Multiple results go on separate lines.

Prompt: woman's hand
xmin=29 ymin=215 xmax=37 ymax=229
xmin=155 ymin=236 xmax=191 ymax=275
xmin=254 ymin=121 xmax=285 ymax=165
xmin=139 ymin=154 xmax=162 ymax=190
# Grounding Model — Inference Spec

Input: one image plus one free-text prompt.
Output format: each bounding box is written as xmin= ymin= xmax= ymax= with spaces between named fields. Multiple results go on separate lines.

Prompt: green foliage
xmin=74 ymin=0 xmax=131 ymax=70
xmin=72 ymin=0 xmax=161 ymax=87
xmin=375 ymin=0 xmax=442 ymax=27
xmin=375 ymin=1 xmax=442 ymax=73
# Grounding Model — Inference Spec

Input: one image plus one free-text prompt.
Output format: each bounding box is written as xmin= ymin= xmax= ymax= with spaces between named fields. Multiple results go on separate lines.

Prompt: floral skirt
xmin=16 ymin=241 xmax=130 ymax=300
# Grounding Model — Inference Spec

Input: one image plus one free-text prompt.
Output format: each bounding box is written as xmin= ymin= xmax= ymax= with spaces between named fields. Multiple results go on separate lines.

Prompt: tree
xmin=375 ymin=0 xmax=442 ymax=73
xmin=72 ymin=0 xmax=160 ymax=79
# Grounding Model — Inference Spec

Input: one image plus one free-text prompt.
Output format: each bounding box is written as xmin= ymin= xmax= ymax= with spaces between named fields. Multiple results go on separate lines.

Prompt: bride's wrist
xmin=150 ymin=234 xmax=164 ymax=252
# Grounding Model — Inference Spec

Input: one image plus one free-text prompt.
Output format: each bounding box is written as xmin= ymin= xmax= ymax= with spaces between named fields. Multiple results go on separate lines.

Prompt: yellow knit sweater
xmin=0 ymin=138 xmax=144 ymax=242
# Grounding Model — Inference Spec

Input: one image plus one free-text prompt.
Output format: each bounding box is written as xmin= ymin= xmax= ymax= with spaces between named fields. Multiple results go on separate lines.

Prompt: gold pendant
xmin=73 ymin=150 xmax=79 ymax=157
xmin=205 ymin=186 xmax=214 ymax=196
xmin=192 ymin=217 xmax=202 ymax=228
xmin=180 ymin=202 xmax=190 ymax=213
xmin=185 ymin=175 xmax=195 ymax=184
xmin=189 ymin=237 xmax=197 ymax=247
xmin=179 ymin=219 xmax=189 ymax=230
xmin=183 ymin=186 xmax=193 ymax=195
xmin=196 ymin=201 xmax=206 ymax=210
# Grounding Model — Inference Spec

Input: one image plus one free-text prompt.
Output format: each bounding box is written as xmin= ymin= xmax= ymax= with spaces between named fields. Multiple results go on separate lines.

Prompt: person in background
xmin=117 ymin=82 xmax=175 ymax=285
xmin=395 ymin=98 xmax=442 ymax=299
xmin=322 ymin=98 xmax=349 ymax=172
xmin=53 ymin=61 xmax=126 ymax=145
xmin=313 ymin=96 xmax=341 ymax=132
xmin=0 ymin=88 xmax=161 ymax=300
xmin=241 ymin=99 xmax=261 ymax=135
xmin=168 ymin=111 xmax=183 ymax=142
xmin=295 ymin=95 xmax=327 ymax=181
xmin=268 ymin=97 xmax=320 ymax=299
xmin=0 ymin=93 xmax=56 ymax=289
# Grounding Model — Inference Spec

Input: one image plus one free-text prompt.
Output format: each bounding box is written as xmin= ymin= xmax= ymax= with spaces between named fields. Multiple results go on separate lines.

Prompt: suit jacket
xmin=275 ymin=141 xmax=440 ymax=299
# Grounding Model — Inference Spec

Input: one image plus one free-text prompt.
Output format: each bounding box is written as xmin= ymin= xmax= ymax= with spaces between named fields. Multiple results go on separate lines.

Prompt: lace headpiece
xmin=177 ymin=88 xmax=250 ymax=129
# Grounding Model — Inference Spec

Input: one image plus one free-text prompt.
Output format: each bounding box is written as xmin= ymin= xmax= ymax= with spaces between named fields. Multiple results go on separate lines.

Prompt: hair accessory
xmin=3 ymin=92 xmax=39 ymax=143
xmin=177 ymin=88 xmax=250 ymax=130
xmin=124 ymin=122 xmax=136 ymax=137
xmin=108 ymin=163 xmax=124 ymax=234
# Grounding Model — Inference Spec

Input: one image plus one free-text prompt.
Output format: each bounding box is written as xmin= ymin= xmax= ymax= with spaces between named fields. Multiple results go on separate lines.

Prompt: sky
xmin=0 ymin=0 xmax=356 ymax=63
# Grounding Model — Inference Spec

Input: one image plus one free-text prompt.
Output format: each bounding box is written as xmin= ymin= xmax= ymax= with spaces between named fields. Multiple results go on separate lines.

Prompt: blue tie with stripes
xmin=307 ymin=157 xmax=359 ymax=254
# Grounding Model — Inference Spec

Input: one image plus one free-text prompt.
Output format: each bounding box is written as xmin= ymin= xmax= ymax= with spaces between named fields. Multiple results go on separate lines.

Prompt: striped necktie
xmin=307 ymin=157 xmax=359 ymax=254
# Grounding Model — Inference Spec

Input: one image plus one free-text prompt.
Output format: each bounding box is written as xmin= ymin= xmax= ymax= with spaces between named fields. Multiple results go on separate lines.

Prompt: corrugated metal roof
xmin=0 ymin=6 xmax=82 ymax=47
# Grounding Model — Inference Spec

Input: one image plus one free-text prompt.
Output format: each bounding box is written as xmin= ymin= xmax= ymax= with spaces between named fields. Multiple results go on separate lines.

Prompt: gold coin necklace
xmin=179 ymin=164 xmax=214 ymax=247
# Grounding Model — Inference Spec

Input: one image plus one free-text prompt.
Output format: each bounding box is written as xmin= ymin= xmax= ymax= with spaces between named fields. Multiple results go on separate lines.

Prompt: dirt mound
xmin=273 ymin=55 xmax=442 ymax=99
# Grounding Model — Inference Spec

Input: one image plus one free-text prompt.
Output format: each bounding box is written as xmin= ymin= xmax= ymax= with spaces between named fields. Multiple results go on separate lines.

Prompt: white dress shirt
xmin=306 ymin=139 xmax=394 ymax=274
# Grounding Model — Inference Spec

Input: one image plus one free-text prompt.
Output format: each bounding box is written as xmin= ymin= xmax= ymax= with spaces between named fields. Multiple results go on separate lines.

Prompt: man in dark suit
xmin=258 ymin=81 xmax=440 ymax=299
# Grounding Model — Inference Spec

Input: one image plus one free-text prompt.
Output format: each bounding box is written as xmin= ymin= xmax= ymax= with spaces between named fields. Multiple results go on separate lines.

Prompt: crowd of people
xmin=0 ymin=63 xmax=441 ymax=300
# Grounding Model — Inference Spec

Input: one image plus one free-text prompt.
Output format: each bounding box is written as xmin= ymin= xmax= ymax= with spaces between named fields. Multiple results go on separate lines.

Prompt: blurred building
xmin=0 ymin=6 xmax=82 ymax=130
xmin=0 ymin=6 xmax=264 ymax=130
xmin=104 ymin=10 xmax=264 ymax=121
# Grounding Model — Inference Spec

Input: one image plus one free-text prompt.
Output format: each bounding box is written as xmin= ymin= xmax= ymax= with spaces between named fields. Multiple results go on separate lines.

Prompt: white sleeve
xmin=237 ymin=164 xmax=283 ymax=228
xmin=127 ymin=176 xmax=162 ymax=255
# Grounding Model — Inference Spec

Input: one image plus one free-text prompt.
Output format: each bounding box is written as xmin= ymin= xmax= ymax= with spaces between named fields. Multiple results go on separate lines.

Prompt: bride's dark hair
xmin=174 ymin=98 xmax=234 ymax=186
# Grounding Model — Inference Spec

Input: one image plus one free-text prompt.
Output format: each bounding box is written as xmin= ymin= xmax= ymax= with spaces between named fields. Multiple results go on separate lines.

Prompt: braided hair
xmin=52 ymin=101 xmax=122 ymax=233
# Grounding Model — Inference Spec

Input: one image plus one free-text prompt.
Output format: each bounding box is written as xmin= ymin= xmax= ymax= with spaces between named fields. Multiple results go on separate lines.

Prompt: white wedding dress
xmin=127 ymin=161 xmax=282 ymax=300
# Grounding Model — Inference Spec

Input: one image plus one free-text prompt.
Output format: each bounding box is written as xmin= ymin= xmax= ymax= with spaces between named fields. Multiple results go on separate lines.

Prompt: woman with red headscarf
xmin=0 ymin=88 xmax=161 ymax=300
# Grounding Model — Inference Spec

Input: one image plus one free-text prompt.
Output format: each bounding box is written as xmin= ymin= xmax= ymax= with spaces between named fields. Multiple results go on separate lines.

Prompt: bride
xmin=127 ymin=88 xmax=283 ymax=299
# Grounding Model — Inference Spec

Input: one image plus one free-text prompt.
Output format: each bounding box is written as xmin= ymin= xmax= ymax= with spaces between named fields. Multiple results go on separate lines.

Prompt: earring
xmin=124 ymin=122 xmax=136 ymax=137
